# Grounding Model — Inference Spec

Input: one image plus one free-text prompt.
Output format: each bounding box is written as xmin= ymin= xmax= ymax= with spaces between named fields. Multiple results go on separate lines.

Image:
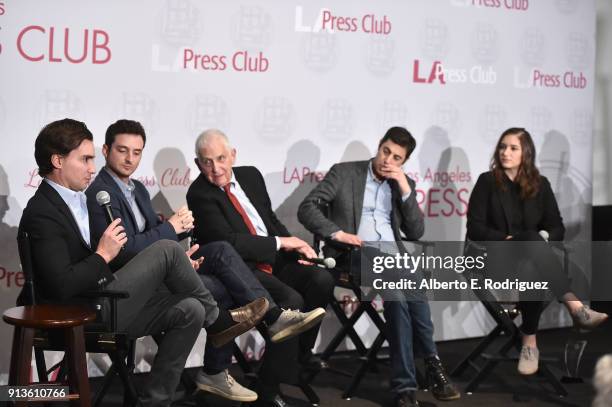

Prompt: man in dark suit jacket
xmin=298 ymin=127 xmax=460 ymax=407
xmin=21 ymin=118 xmax=261 ymax=407
xmin=86 ymin=119 xmax=313 ymax=403
xmin=187 ymin=129 xmax=333 ymax=407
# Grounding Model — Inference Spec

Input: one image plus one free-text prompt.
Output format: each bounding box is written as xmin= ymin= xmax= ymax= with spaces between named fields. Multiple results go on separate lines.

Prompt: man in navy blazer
xmin=86 ymin=156 xmax=181 ymax=270
xmin=86 ymin=119 xmax=319 ymax=403
xmin=86 ymin=125 xmax=190 ymax=272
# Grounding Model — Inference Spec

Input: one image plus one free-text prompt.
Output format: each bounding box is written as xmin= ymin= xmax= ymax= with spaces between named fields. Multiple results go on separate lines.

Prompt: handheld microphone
xmin=299 ymin=255 xmax=336 ymax=269
xmin=96 ymin=190 xmax=124 ymax=250
xmin=539 ymin=230 xmax=549 ymax=242
xmin=95 ymin=191 xmax=115 ymax=225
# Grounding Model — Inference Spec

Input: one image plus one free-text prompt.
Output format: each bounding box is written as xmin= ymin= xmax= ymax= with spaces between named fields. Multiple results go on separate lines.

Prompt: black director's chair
xmin=189 ymin=236 xmax=321 ymax=405
xmin=450 ymin=240 xmax=570 ymax=397
xmin=304 ymin=200 xmax=430 ymax=399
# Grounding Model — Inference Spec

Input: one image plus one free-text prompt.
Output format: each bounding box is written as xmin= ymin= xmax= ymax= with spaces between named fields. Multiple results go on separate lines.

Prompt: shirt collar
xmin=368 ymin=159 xmax=384 ymax=184
xmin=104 ymin=166 xmax=135 ymax=194
xmin=220 ymin=171 xmax=237 ymax=191
xmin=44 ymin=178 xmax=87 ymax=205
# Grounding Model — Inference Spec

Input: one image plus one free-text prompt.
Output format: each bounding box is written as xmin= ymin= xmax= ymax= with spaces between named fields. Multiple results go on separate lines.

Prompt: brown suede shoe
xmin=208 ymin=298 xmax=269 ymax=348
xmin=230 ymin=297 xmax=270 ymax=325
xmin=571 ymin=305 xmax=608 ymax=330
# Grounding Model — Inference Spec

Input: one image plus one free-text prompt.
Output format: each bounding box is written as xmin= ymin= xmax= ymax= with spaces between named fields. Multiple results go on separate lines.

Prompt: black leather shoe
xmin=396 ymin=391 xmax=419 ymax=407
xmin=425 ymin=355 xmax=461 ymax=401
xmin=299 ymin=352 xmax=329 ymax=372
xmin=251 ymin=394 xmax=293 ymax=407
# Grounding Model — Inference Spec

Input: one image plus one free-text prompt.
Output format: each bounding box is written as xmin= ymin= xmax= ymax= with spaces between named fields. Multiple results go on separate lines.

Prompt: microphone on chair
xmin=96 ymin=191 xmax=115 ymax=225
xmin=299 ymin=255 xmax=336 ymax=269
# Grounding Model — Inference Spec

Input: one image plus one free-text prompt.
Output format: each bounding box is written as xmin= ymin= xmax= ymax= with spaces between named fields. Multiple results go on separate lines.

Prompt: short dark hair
xmin=35 ymin=118 xmax=93 ymax=177
xmin=105 ymin=119 xmax=146 ymax=148
xmin=378 ymin=126 xmax=416 ymax=161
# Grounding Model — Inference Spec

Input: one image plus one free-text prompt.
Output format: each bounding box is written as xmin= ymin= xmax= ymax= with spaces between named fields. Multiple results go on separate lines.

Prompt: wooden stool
xmin=3 ymin=305 xmax=96 ymax=406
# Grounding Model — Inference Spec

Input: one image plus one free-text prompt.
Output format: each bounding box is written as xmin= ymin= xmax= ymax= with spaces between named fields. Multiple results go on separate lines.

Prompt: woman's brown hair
xmin=490 ymin=127 xmax=541 ymax=199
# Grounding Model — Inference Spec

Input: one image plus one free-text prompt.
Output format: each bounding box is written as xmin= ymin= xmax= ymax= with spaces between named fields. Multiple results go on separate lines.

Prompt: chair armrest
xmin=323 ymin=237 xmax=434 ymax=253
xmin=402 ymin=239 xmax=435 ymax=249
xmin=78 ymin=290 xmax=130 ymax=332
xmin=323 ymin=238 xmax=360 ymax=252
xmin=80 ymin=290 xmax=130 ymax=299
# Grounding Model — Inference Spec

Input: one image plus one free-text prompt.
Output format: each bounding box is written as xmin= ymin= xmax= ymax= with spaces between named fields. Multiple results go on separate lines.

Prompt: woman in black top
xmin=467 ymin=127 xmax=607 ymax=375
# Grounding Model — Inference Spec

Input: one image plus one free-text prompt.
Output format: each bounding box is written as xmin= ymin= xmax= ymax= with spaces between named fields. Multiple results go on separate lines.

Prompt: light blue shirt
xmin=45 ymin=178 xmax=91 ymax=247
xmin=225 ymin=172 xmax=281 ymax=250
xmin=104 ymin=167 xmax=147 ymax=233
xmin=357 ymin=162 xmax=396 ymax=243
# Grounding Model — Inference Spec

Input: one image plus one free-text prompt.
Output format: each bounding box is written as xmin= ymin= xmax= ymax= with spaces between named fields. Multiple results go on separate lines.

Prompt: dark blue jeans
xmin=193 ymin=241 xmax=277 ymax=371
xmin=384 ymin=299 xmax=437 ymax=395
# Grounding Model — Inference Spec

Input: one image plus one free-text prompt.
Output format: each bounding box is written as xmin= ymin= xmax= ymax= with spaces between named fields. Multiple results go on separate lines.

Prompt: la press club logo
xmin=513 ymin=68 xmax=587 ymax=90
xmin=412 ymin=20 xmax=497 ymax=86
xmin=513 ymin=31 xmax=590 ymax=90
xmin=16 ymin=25 xmax=111 ymax=64
xmin=182 ymin=5 xmax=271 ymax=73
xmin=182 ymin=48 xmax=269 ymax=74
xmin=294 ymin=6 xmax=392 ymax=35
xmin=412 ymin=60 xmax=496 ymax=86
xmin=451 ymin=0 xmax=529 ymax=11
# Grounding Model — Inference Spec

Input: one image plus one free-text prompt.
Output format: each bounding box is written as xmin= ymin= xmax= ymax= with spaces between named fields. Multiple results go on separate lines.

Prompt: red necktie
xmin=224 ymin=184 xmax=274 ymax=274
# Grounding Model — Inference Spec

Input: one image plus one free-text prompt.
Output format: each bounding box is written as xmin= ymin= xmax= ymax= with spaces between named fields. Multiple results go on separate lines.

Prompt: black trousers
xmin=253 ymin=255 xmax=334 ymax=396
xmin=487 ymin=230 xmax=572 ymax=335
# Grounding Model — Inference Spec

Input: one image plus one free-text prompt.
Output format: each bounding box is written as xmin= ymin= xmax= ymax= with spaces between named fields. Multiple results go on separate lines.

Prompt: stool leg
xmin=9 ymin=326 xmax=34 ymax=407
xmin=34 ymin=348 xmax=48 ymax=382
xmin=65 ymin=325 xmax=92 ymax=407
xmin=8 ymin=327 xmax=21 ymax=385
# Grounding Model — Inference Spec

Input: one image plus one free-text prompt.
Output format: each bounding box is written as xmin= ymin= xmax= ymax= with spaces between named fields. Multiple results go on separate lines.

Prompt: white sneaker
xmin=517 ymin=346 xmax=539 ymax=375
xmin=195 ymin=369 xmax=257 ymax=402
xmin=268 ymin=307 xmax=326 ymax=343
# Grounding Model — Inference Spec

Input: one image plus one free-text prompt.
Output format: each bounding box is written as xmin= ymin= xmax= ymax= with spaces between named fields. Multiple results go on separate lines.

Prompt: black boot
xmin=425 ymin=355 xmax=460 ymax=401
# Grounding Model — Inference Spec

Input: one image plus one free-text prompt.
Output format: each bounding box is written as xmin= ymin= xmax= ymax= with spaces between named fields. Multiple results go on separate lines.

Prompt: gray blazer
xmin=297 ymin=160 xmax=424 ymax=251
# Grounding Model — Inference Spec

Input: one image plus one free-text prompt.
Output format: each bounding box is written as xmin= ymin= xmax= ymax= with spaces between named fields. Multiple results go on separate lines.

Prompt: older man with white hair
xmin=187 ymin=129 xmax=334 ymax=407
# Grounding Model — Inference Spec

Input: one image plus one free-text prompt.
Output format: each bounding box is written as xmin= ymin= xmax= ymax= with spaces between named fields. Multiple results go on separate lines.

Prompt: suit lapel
xmin=352 ymin=161 xmax=369 ymax=232
xmin=99 ymin=169 xmax=138 ymax=227
xmin=234 ymin=168 xmax=257 ymax=204
xmin=134 ymin=188 xmax=157 ymax=228
xmin=388 ymin=178 xmax=402 ymax=239
xmin=233 ymin=167 xmax=274 ymax=233
xmin=39 ymin=181 xmax=91 ymax=250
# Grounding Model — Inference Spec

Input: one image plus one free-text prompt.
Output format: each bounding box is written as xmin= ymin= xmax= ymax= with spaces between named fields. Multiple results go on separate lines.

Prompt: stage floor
xmin=90 ymin=324 xmax=612 ymax=407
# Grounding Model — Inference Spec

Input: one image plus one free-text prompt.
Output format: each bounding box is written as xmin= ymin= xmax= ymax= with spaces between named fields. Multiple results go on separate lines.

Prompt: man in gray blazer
xmin=298 ymin=127 xmax=459 ymax=407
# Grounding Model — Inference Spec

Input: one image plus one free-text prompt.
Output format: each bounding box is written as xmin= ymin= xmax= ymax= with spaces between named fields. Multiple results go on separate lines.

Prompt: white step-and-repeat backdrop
xmin=0 ymin=0 xmax=594 ymax=380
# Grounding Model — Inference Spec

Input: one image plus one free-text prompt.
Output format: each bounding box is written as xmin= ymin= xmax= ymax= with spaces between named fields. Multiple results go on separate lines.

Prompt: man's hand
xmin=279 ymin=236 xmax=318 ymax=261
xmin=95 ymin=218 xmax=127 ymax=263
xmin=186 ymin=243 xmax=205 ymax=271
xmin=168 ymin=205 xmax=194 ymax=234
xmin=379 ymin=163 xmax=411 ymax=196
xmin=332 ymin=230 xmax=363 ymax=246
